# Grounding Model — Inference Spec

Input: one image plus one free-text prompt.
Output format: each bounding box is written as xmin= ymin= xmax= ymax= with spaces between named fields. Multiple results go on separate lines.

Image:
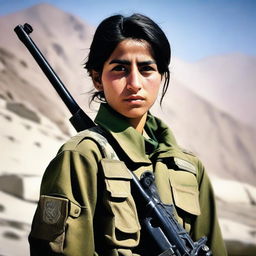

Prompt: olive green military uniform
xmin=29 ymin=103 xmax=227 ymax=256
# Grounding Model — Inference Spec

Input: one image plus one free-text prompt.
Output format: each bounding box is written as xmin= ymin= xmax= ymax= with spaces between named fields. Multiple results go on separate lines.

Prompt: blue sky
xmin=0 ymin=0 xmax=255 ymax=61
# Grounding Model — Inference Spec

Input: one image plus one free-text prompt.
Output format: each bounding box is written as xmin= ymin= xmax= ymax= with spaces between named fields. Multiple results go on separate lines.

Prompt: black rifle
xmin=14 ymin=23 xmax=95 ymax=132
xmin=14 ymin=23 xmax=212 ymax=256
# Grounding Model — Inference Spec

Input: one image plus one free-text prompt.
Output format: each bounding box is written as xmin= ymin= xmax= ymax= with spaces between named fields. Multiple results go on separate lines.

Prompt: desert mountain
xmin=0 ymin=3 xmax=95 ymax=134
xmin=172 ymin=54 xmax=256 ymax=128
xmin=0 ymin=3 xmax=256 ymax=256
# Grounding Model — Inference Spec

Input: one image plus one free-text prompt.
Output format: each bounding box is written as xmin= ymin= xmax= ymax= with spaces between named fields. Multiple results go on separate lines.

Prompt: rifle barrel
xmin=14 ymin=23 xmax=80 ymax=115
xmin=14 ymin=23 xmax=95 ymax=131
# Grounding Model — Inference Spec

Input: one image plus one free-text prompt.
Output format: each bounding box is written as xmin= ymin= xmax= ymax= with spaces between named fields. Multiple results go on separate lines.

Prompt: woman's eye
xmin=112 ymin=65 xmax=126 ymax=72
xmin=140 ymin=66 xmax=155 ymax=72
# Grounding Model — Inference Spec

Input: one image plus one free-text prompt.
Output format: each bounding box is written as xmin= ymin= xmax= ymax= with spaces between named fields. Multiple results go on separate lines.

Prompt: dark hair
xmin=84 ymin=13 xmax=171 ymax=105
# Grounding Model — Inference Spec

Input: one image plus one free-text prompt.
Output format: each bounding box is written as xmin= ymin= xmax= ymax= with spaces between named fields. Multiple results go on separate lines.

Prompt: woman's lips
xmin=124 ymin=96 xmax=145 ymax=102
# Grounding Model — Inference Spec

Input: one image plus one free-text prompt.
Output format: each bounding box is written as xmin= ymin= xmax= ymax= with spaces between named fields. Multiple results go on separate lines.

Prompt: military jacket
xmin=29 ymin=103 xmax=227 ymax=256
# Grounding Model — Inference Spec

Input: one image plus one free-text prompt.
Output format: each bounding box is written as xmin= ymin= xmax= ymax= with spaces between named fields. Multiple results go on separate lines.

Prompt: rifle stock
xmin=14 ymin=23 xmax=212 ymax=256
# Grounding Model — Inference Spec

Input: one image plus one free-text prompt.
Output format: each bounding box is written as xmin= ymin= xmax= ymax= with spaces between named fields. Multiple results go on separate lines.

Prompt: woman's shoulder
xmin=174 ymin=145 xmax=206 ymax=176
xmin=57 ymin=128 xmax=106 ymax=158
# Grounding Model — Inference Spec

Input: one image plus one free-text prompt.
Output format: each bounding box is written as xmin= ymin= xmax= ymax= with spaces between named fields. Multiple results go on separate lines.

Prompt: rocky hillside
xmin=0 ymin=3 xmax=255 ymax=256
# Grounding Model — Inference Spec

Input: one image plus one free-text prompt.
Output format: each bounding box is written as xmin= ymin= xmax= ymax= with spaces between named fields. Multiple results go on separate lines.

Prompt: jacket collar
xmin=94 ymin=103 xmax=179 ymax=164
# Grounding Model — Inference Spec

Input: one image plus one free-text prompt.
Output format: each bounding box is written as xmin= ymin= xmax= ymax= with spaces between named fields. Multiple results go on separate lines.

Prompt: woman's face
xmin=95 ymin=39 xmax=162 ymax=129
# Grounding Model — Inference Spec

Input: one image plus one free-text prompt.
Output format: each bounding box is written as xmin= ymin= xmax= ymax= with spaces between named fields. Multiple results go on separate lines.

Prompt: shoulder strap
xmin=79 ymin=126 xmax=119 ymax=160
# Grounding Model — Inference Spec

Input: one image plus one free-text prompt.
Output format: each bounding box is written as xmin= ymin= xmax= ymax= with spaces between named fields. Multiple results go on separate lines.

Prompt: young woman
xmin=29 ymin=14 xmax=227 ymax=256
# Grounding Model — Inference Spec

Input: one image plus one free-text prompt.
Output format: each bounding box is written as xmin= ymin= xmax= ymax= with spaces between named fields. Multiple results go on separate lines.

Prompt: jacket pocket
xmin=101 ymin=159 xmax=141 ymax=247
xmin=169 ymin=170 xmax=201 ymax=216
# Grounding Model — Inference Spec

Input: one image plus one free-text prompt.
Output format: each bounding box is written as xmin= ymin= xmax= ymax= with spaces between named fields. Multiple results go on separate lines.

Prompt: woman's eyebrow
xmin=109 ymin=59 xmax=156 ymax=66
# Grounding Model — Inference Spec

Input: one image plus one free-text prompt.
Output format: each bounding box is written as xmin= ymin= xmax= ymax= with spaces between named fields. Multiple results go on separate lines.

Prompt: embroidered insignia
xmin=43 ymin=198 xmax=61 ymax=224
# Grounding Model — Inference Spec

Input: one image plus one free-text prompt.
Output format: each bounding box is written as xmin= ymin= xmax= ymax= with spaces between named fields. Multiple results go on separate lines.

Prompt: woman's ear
xmin=91 ymin=70 xmax=103 ymax=91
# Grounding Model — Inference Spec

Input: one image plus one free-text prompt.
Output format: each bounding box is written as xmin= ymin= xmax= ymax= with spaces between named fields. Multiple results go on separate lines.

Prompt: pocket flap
xmin=172 ymin=184 xmax=201 ymax=215
xmin=101 ymin=159 xmax=132 ymax=198
xmin=101 ymin=159 xmax=132 ymax=179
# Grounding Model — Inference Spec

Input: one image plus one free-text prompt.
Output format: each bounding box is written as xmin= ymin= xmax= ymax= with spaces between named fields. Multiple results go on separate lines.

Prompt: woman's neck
xmin=128 ymin=113 xmax=147 ymax=133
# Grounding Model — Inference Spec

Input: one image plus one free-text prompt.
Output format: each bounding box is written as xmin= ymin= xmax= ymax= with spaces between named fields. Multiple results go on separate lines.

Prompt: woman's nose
xmin=126 ymin=69 xmax=142 ymax=93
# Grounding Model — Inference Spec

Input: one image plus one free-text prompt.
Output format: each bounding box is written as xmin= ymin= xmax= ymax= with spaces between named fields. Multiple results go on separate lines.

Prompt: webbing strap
xmin=83 ymin=126 xmax=119 ymax=160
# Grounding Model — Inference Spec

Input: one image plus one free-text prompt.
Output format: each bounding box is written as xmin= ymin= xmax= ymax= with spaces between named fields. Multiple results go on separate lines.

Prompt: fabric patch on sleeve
xmin=30 ymin=195 xmax=69 ymax=246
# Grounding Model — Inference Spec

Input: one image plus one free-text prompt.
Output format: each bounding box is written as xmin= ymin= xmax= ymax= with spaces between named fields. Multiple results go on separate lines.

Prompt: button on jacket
xmin=29 ymin=103 xmax=227 ymax=256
